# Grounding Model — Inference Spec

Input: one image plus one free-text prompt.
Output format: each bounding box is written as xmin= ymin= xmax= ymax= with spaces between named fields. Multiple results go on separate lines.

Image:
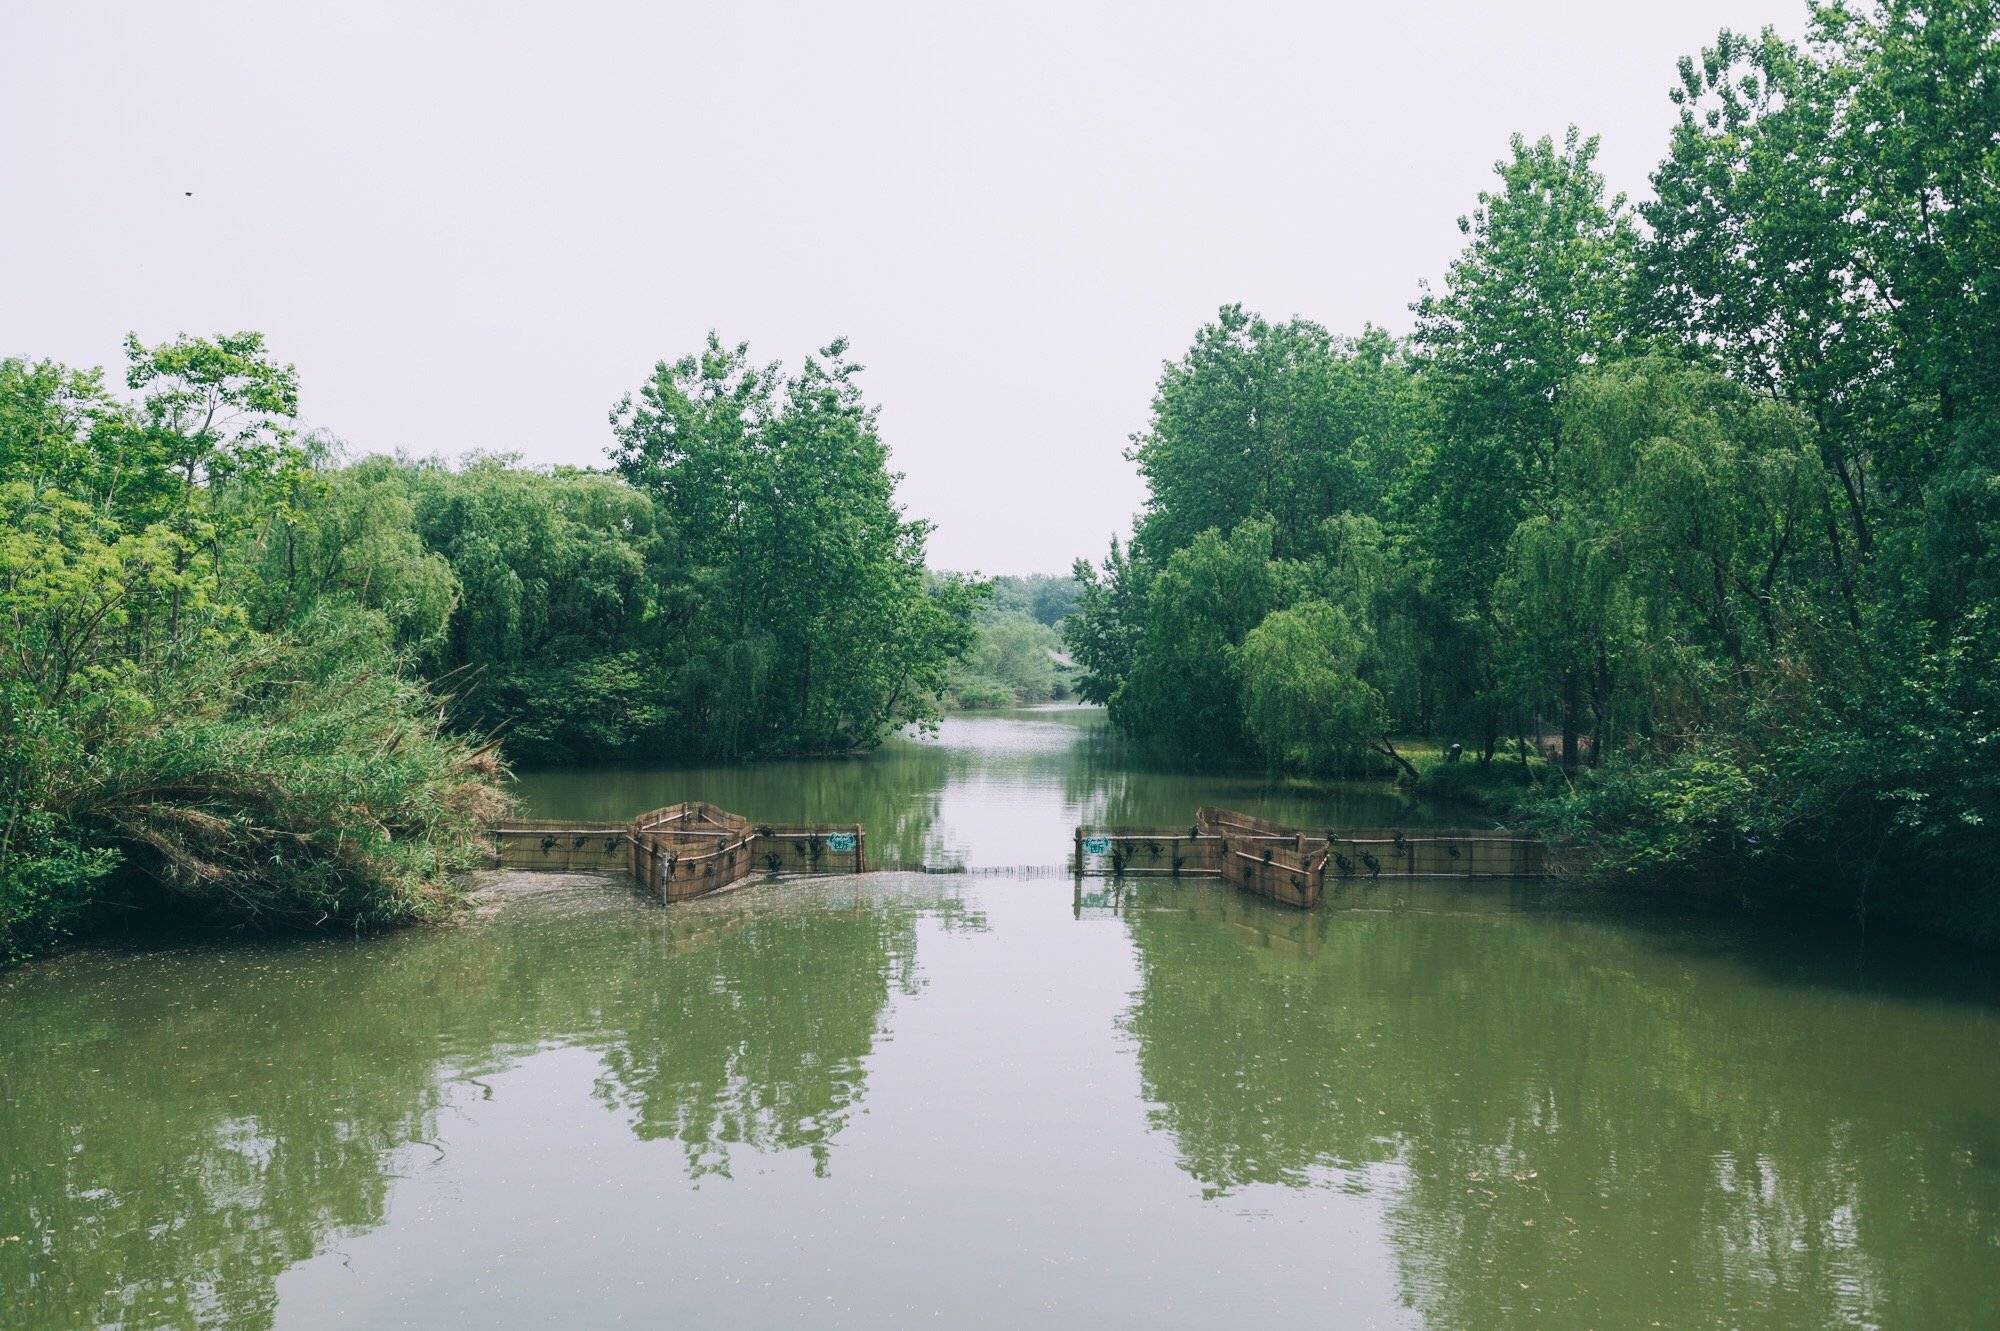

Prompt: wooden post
xmin=1074 ymin=827 xmax=1084 ymax=878
xmin=854 ymin=823 xmax=866 ymax=874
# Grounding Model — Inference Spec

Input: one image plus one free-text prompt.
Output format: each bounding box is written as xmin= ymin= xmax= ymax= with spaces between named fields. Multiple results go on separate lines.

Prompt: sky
xmin=2 ymin=0 xmax=1799 ymax=575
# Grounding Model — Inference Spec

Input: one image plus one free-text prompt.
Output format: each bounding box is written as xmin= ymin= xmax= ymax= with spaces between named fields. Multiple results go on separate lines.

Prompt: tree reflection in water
xmin=0 ymin=878 xmax=980 ymax=1329
xmin=590 ymin=892 xmax=936 ymax=1178
xmin=6 ymin=863 xmax=1998 ymax=1331
xmin=1116 ymin=884 xmax=2000 ymax=1329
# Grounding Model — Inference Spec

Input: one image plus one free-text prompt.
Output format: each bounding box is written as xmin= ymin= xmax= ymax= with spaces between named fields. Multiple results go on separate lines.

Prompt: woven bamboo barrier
xmin=627 ymin=803 xmax=867 ymax=903
xmin=1319 ymin=830 xmax=1550 ymax=880
xmin=1221 ymin=837 xmax=1325 ymax=908
xmin=488 ymin=821 xmax=631 ymax=872
xmin=1073 ymin=807 xmax=1561 ymax=910
xmin=492 ymin=801 xmax=866 ymax=905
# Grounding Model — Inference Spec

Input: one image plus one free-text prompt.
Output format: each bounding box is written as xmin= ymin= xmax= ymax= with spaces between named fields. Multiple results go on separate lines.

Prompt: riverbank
xmin=1392 ymin=738 xmax=1552 ymax=819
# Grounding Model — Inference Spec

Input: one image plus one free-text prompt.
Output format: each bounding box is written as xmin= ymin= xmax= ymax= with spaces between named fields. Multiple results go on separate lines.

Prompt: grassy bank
xmin=1391 ymin=739 xmax=1555 ymax=820
xmin=2 ymin=607 xmax=511 ymax=965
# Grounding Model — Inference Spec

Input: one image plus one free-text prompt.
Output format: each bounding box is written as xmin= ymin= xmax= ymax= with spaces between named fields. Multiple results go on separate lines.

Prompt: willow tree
xmin=1237 ymin=600 xmax=1388 ymax=776
xmin=1408 ymin=127 xmax=1642 ymax=754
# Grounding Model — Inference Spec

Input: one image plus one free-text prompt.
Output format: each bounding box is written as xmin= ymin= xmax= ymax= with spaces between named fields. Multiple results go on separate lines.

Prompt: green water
xmin=3 ymin=707 xmax=1997 ymax=1328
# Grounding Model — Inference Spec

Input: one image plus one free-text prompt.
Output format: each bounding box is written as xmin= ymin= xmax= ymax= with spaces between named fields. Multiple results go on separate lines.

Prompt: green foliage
xmin=1111 ymin=520 xmax=1289 ymax=763
xmin=1237 ymin=601 xmax=1384 ymax=774
xmin=981 ymin=573 xmax=1081 ymax=627
xmin=67 ymin=606 xmax=509 ymax=930
xmin=610 ymin=334 xmax=976 ymax=755
xmin=946 ymin=607 xmax=1070 ymax=709
xmin=0 ymin=686 xmax=120 ymax=963
xmin=1132 ymin=307 xmax=1418 ymax=563
xmin=2 ymin=325 xmax=975 ymax=960
xmin=394 ymin=457 xmax=668 ymax=763
xmin=0 ymin=342 xmax=508 ymax=963
xmin=1410 ymin=128 xmax=1641 ymax=603
xmin=1065 ymin=536 xmax=1150 ymax=707
xmin=0 ymin=815 xmax=117 ymax=965
xmin=1066 ymin=0 xmax=2000 ymax=938
xmin=3 ymin=320 xmax=985 ymax=959
xmin=1410 ymin=747 xmax=1547 ymax=816
xmin=235 ymin=451 xmax=460 ymax=653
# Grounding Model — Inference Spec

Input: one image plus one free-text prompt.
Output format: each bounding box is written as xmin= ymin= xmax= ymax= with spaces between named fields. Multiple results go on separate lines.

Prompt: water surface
xmin=4 ymin=707 xmax=1996 ymax=1328
xmin=511 ymin=704 xmax=1462 ymax=869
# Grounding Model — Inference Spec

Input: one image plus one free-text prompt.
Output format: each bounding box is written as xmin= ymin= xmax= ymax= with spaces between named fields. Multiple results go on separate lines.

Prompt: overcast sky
xmin=3 ymin=1 xmax=1799 ymax=574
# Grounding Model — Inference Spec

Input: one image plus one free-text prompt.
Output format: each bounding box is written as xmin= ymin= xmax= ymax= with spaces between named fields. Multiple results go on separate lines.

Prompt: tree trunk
xmin=1590 ymin=642 xmax=1612 ymax=768
xmin=797 ymin=642 xmax=813 ymax=745
xmin=1561 ymin=672 xmax=1580 ymax=775
xmin=1372 ymin=738 xmax=1421 ymax=783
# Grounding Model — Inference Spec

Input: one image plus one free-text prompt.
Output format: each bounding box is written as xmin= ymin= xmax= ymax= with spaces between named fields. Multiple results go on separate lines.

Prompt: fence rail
xmin=1073 ymin=808 xmax=1562 ymax=910
xmin=488 ymin=822 xmax=630 ymax=872
xmin=491 ymin=802 xmax=865 ymax=905
xmin=490 ymin=802 xmax=1556 ymax=914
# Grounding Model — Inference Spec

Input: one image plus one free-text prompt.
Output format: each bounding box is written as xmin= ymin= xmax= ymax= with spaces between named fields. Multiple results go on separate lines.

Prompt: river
xmin=3 ymin=706 xmax=1996 ymax=1328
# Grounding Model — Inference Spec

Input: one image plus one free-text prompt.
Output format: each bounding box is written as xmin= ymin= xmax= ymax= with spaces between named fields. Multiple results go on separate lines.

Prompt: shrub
xmin=68 ymin=607 xmax=514 ymax=931
xmin=0 ymin=812 xmax=120 ymax=965
xmin=0 ymin=607 xmax=513 ymax=961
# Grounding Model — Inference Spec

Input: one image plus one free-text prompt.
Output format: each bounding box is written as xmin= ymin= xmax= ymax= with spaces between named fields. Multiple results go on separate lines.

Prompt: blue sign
xmin=1082 ymin=836 xmax=1111 ymax=855
xmin=827 ymin=832 xmax=857 ymax=853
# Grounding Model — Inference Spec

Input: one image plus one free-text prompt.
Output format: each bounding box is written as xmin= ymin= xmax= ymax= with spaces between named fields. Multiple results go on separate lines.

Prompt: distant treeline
xmin=1064 ymin=2 xmax=2000 ymax=938
xmin=0 ymin=333 xmax=975 ymax=961
xmin=944 ymin=574 xmax=1079 ymax=709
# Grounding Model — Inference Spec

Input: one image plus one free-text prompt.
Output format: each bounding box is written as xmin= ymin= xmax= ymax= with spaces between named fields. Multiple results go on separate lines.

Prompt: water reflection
xmin=0 ymin=881 xmax=975 ymax=1329
xmin=6 ymin=710 xmax=1998 ymax=1329
xmin=591 ymin=892 xmax=940 ymax=1178
xmin=1114 ymin=884 xmax=2000 ymax=1328
xmin=514 ymin=737 xmax=969 ymax=867
xmin=514 ymin=705 xmax=1458 ymax=868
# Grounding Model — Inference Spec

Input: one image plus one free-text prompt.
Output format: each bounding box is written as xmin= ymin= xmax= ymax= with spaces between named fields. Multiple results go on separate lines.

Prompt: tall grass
xmin=2 ymin=608 xmax=511 ymax=959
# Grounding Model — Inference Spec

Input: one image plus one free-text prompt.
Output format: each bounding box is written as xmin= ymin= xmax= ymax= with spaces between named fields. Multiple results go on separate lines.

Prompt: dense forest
xmin=0 ymin=334 xmax=976 ymax=961
xmin=1064 ymin=2 xmax=1999 ymax=937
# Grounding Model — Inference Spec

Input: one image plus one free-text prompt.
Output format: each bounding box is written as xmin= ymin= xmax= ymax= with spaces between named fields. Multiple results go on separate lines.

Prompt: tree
xmin=1237 ymin=600 xmax=1386 ymax=774
xmin=1402 ymin=128 xmax=1643 ymax=757
xmin=234 ymin=449 xmax=459 ymax=654
xmin=1110 ymin=519 xmax=1289 ymax=763
xmin=1063 ymin=536 xmax=1149 ymax=708
xmin=1412 ymin=128 xmax=1641 ymax=584
xmin=1492 ymin=360 xmax=1826 ymax=769
xmin=1 ymin=346 xmax=505 ymax=962
xmin=611 ymin=334 xmax=974 ymax=756
xmin=1132 ymin=306 xmax=1417 ymax=563
xmin=948 ymin=606 xmax=1068 ymax=708
xmin=1644 ymin=23 xmax=1887 ymax=596
xmin=401 ymin=457 xmax=669 ymax=763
